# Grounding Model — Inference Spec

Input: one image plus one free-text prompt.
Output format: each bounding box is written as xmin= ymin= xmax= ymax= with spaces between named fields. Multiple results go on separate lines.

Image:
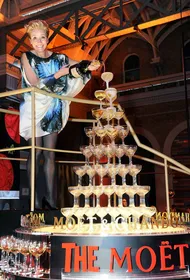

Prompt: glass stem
xmin=100 ymin=176 xmax=103 ymax=186
xmin=35 ymin=257 xmax=39 ymax=273
xmin=140 ymin=196 xmax=145 ymax=206
xmin=97 ymin=196 xmax=100 ymax=207
xmin=129 ymin=196 xmax=135 ymax=206
xmin=133 ymin=176 xmax=137 ymax=185
xmin=89 ymin=177 xmax=92 ymax=186
xmin=118 ymin=197 xmax=122 ymax=207
xmin=85 ymin=196 xmax=89 ymax=207
xmin=78 ymin=176 xmax=82 ymax=186
xmin=111 ymin=177 xmax=115 ymax=186
xmin=73 ymin=196 xmax=79 ymax=207
xmin=107 ymin=195 xmax=111 ymax=207
xmin=129 ymin=156 xmax=132 ymax=165
xmin=122 ymin=176 xmax=126 ymax=185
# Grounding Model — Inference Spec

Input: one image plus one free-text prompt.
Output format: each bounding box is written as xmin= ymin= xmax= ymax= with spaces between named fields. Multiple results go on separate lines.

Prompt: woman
xmin=20 ymin=19 xmax=100 ymax=209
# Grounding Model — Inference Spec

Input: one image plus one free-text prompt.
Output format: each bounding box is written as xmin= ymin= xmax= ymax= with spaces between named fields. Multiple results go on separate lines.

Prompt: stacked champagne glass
xmin=61 ymin=72 xmax=156 ymax=233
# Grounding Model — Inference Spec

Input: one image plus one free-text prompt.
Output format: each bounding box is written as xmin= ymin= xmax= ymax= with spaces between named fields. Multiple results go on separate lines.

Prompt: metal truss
xmin=1 ymin=0 xmax=190 ymax=61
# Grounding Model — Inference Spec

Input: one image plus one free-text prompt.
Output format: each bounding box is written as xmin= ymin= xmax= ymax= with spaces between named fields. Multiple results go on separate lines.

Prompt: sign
xmin=50 ymin=233 xmax=190 ymax=279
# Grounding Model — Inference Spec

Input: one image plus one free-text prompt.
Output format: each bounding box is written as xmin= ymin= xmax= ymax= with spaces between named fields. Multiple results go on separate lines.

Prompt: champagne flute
xmin=9 ymin=237 xmax=21 ymax=273
xmin=93 ymin=144 xmax=105 ymax=164
xmin=84 ymin=126 xmax=95 ymax=146
xmin=73 ymin=165 xmax=86 ymax=186
xmin=68 ymin=186 xmax=81 ymax=208
xmin=106 ymin=126 xmax=118 ymax=144
xmin=29 ymin=241 xmax=47 ymax=278
xmin=86 ymin=165 xmax=96 ymax=186
xmin=95 ymin=164 xmax=108 ymax=186
xmin=115 ymin=109 xmax=124 ymax=127
xmin=80 ymin=186 xmax=93 ymax=208
xmin=118 ymin=125 xmax=129 ymax=144
xmin=105 ymin=88 xmax=117 ymax=107
xmin=80 ymin=145 xmax=93 ymax=165
xmin=103 ymin=185 xmax=115 ymax=207
xmin=128 ymin=164 xmax=142 ymax=185
xmin=93 ymin=185 xmax=104 ymax=207
xmin=91 ymin=108 xmax=104 ymax=127
xmin=118 ymin=164 xmax=130 ymax=185
xmin=104 ymin=143 xmax=116 ymax=164
xmin=94 ymin=90 xmax=106 ymax=109
xmin=124 ymin=145 xmax=137 ymax=164
xmin=107 ymin=164 xmax=119 ymax=186
xmin=94 ymin=126 xmax=107 ymax=144
xmin=102 ymin=106 xmax=116 ymax=126
xmin=101 ymin=72 xmax=114 ymax=88
xmin=115 ymin=144 xmax=125 ymax=164
xmin=20 ymin=239 xmax=31 ymax=276
xmin=136 ymin=185 xmax=150 ymax=206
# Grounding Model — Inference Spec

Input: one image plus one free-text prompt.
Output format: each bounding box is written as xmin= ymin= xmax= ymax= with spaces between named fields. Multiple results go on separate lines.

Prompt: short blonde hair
xmin=25 ymin=20 xmax=49 ymax=38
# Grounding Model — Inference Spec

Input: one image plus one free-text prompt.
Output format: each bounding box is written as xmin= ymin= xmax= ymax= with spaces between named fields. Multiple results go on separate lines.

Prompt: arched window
xmin=124 ymin=55 xmax=140 ymax=83
xmin=184 ymin=41 xmax=190 ymax=71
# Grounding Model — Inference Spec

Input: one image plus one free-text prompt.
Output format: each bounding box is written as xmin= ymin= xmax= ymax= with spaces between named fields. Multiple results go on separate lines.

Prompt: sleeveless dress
xmin=20 ymin=51 xmax=90 ymax=140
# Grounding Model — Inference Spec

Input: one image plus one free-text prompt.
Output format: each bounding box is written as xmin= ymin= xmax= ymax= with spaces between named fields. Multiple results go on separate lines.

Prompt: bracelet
xmin=69 ymin=64 xmax=81 ymax=78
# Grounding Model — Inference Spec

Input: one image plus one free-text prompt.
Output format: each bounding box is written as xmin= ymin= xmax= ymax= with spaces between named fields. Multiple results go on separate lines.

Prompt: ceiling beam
xmin=51 ymin=10 xmax=190 ymax=52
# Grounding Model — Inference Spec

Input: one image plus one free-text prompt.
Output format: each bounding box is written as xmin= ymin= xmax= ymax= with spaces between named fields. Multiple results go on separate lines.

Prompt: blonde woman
xmin=20 ymin=19 xmax=100 ymax=209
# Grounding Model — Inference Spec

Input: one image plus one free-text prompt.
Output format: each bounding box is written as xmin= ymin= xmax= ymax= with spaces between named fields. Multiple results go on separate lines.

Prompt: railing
xmin=0 ymin=87 xmax=190 ymax=213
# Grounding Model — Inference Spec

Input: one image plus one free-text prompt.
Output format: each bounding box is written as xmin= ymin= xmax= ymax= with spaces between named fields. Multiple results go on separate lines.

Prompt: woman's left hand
xmin=88 ymin=60 xmax=101 ymax=71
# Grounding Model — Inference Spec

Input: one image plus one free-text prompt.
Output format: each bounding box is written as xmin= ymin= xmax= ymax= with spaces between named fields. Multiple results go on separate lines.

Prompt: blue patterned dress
xmin=20 ymin=52 xmax=90 ymax=140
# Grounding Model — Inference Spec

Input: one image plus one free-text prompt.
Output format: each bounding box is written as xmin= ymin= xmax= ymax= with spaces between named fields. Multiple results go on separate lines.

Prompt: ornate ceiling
xmin=0 ymin=0 xmax=190 ymax=62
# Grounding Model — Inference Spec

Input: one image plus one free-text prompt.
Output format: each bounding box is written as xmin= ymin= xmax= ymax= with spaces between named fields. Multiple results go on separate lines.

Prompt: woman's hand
xmin=87 ymin=60 xmax=101 ymax=71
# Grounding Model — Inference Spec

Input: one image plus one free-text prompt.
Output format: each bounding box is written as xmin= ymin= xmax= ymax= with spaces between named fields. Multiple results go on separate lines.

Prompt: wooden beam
xmin=51 ymin=10 xmax=190 ymax=51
